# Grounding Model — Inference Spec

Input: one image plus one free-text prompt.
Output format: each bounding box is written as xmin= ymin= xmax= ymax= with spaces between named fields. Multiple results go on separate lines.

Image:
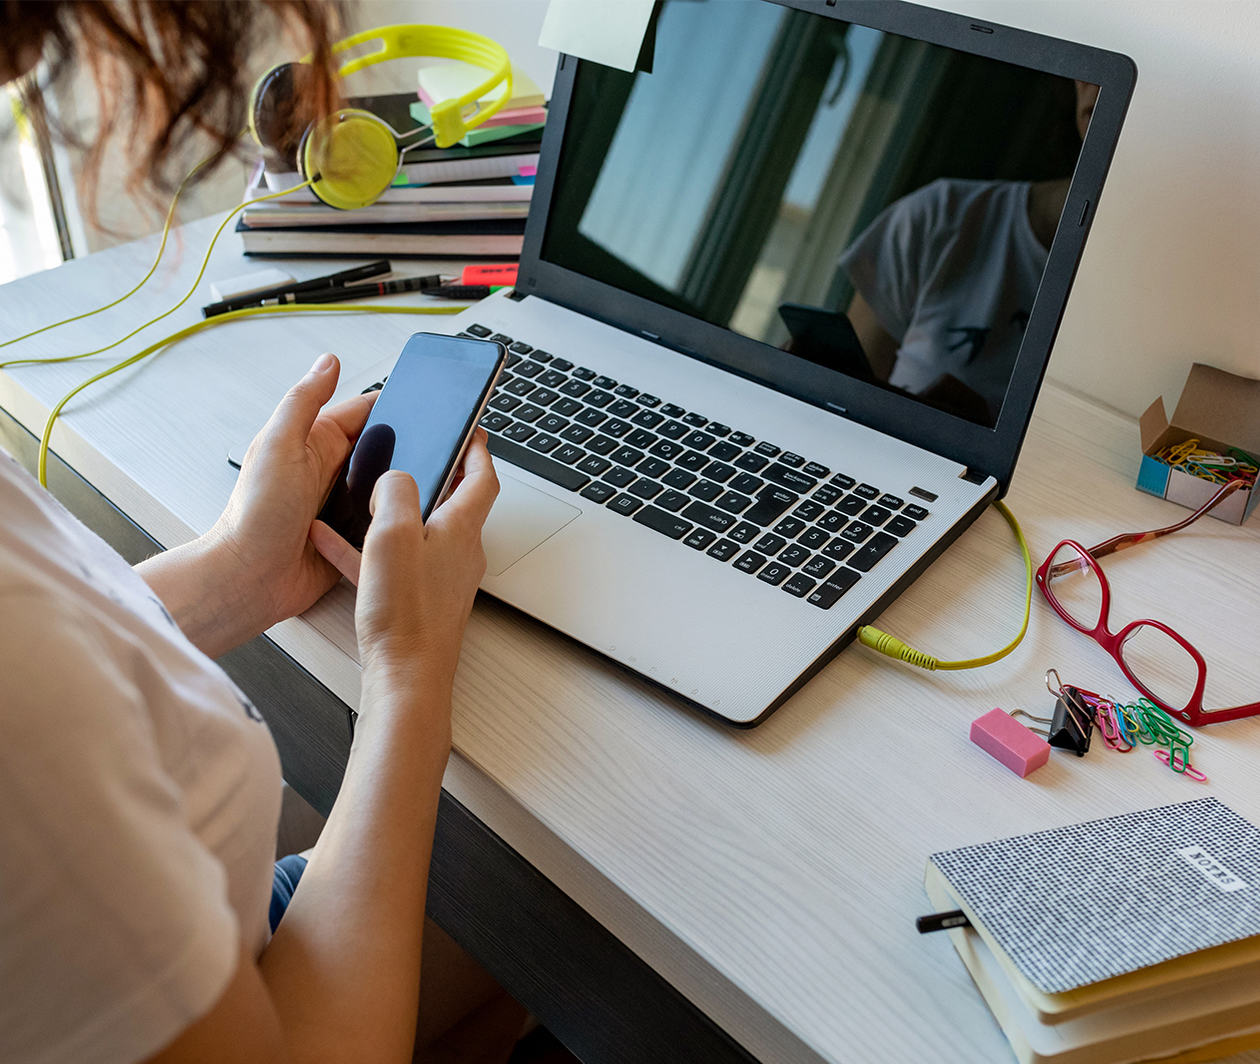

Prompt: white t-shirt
xmin=0 ymin=448 xmax=282 ymax=1064
xmin=840 ymin=177 xmax=1049 ymax=422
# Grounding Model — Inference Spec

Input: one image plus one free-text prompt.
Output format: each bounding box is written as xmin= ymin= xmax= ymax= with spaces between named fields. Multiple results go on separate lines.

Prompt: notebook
xmin=341 ymin=0 xmax=1137 ymax=726
xmin=924 ymin=797 xmax=1260 ymax=1063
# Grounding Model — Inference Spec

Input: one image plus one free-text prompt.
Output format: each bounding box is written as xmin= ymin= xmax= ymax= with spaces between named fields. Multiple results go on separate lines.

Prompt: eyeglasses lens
xmin=1118 ymin=623 xmax=1200 ymax=714
xmin=1045 ymin=543 xmax=1103 ymax=629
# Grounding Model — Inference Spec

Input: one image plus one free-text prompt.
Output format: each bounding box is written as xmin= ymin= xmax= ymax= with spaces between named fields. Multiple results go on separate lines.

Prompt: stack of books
xmin=238 ymin=74 xmax=545 ymax=261
xmin=923 ymin=797 xmax=1260 ymax=1064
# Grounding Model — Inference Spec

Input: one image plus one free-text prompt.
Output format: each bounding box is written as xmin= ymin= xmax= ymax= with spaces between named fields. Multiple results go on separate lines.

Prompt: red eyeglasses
xmin=1036 ymin=481 xmax=1259 ymax=727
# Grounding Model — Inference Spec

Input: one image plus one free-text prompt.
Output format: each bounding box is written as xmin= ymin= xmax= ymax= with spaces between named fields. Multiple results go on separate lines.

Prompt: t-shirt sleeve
xmin=0 ymin=592 xmax=240 ymax=1064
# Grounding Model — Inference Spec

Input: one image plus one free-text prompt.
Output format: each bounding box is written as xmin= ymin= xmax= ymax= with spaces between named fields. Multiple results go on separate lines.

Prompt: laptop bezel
xmin=514 ymin=0 xmax=1136 ymax=493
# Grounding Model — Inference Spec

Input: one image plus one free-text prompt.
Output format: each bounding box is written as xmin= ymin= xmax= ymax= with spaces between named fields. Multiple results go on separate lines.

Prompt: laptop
xmin=347 ymin=0 xmax=1135 ymax=726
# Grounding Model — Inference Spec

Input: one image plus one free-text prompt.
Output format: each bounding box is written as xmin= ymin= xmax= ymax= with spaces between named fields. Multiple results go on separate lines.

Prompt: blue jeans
xmin=269 ymin=854 xmax=309 ymax=933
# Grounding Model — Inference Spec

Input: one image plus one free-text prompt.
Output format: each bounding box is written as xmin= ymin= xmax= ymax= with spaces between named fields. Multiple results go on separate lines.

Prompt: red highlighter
xmin=970 ymin=708 xmax=1051 ymax=777
xmin=461 ymin=263 xmax=519 ymax=286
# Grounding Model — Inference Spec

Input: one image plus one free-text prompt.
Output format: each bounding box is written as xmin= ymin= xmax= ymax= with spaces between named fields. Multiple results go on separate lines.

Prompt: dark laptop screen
xmin=538 ymin=0 xmax=1096 ymax=430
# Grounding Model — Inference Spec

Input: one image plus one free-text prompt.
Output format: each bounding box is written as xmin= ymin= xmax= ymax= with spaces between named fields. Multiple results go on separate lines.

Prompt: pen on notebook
xmin=200 ymin=260 xmax=392 ymax=317
xmin=282 ymin=276 xmax=445 ymax=305
xmin=915 ymin=910 xmax=971 ymax=934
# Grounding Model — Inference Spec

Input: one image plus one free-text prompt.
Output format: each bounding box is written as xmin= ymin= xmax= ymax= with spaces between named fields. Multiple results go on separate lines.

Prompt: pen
xmin=915 ymin=909 xmax=971 ymax=934
xmin=201 ymin=259 xmax=392 ymax=317
xmin=283 ymin=275 xmax=445 ymax=305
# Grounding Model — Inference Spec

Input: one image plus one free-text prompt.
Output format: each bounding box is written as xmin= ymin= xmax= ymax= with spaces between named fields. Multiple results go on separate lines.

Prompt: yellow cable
xmin=857 ymin=499 xmax=1032 ymax=671
xmin=35 ymin=301 xmax=465 ymax=486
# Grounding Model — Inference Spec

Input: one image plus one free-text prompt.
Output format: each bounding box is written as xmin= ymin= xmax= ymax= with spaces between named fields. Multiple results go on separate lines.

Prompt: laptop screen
xmin=522 ymin=0 xmax=1134 ymax=485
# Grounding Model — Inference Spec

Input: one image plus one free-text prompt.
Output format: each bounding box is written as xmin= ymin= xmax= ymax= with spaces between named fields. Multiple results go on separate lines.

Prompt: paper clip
xmin=1155 ymin=748 xmax=1208 ymax=782
xmin=1092 ymin=699 xmax=1134 ymax=752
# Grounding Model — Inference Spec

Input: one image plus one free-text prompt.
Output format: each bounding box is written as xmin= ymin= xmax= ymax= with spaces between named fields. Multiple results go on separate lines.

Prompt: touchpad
xmin=482 ymin=473 xmax=582 ymax=576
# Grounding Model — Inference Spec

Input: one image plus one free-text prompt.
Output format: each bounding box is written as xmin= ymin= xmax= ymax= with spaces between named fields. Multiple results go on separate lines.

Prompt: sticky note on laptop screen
xmin=929 ymin=798 xmax=1260 ymax=993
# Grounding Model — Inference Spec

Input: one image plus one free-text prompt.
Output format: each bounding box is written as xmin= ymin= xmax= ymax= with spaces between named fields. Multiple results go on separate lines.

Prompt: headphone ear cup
xmin=250 ymin=61 xmax=314 ymax=171
xmin=300 ymin=109 xmax=401 ymax=210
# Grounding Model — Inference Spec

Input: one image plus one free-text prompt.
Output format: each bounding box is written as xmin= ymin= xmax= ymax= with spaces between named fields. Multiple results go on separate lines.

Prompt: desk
xmin=3 ymin=215 xmax=1259 ymax=1064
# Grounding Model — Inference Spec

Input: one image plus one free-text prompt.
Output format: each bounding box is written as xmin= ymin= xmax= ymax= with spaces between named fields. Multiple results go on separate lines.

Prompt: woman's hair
xmin=6 ymin=0 xmax=344 ymax=215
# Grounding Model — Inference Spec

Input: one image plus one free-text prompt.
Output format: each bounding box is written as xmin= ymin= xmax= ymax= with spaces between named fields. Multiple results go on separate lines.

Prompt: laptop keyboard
xmin=365 ymin=323 xmax=932 ymax=611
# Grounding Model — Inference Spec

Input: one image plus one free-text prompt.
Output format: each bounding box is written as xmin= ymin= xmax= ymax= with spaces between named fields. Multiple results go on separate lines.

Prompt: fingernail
xmin=310 ymin=353 xmax=335 ymax=374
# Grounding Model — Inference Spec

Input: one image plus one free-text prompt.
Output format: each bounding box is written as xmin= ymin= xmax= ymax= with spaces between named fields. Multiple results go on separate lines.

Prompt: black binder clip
xmin=1010 ymin=671 xmax=1094 ymax=757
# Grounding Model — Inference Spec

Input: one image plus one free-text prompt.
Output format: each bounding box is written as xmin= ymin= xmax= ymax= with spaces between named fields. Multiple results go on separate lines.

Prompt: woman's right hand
xmin=310 ymin=430 xmax=500 ymax=698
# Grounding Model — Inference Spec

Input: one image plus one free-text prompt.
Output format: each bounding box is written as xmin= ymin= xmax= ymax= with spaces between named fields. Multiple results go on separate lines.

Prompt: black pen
xmin=201 ymin=260 xmax=392 ymax=317
xmin=284 ymin=275 xmax=445 ymax=305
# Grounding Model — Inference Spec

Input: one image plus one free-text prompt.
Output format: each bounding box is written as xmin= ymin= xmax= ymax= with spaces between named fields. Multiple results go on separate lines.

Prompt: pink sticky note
xmin=518 ymin=164 xmax=538 ymax=177
xmin=970 ymin=708 xmax=1050 ymax=777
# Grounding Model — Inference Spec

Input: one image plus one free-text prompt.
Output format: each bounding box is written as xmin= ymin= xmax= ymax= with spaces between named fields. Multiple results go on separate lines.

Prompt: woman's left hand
xmin=208 ymin=353 xmax=374 ymax=630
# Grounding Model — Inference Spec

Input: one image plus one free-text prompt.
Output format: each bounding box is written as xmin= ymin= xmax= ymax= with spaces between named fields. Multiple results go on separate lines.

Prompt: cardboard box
xmin=1136 ymin=363 xmax=1260 ymax=525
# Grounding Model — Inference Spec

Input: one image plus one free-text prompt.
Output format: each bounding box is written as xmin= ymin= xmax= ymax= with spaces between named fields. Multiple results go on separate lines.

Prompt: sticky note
xmin=538 ymin=0 xmax=657 ymax=73
xmin=971 ymin=709 xmax=1051 ymax=777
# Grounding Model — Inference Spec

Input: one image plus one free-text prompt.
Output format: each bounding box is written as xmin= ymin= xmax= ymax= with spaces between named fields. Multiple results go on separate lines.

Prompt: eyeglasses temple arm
xmin=1085 ymin=480 xmax=1242 ymax=560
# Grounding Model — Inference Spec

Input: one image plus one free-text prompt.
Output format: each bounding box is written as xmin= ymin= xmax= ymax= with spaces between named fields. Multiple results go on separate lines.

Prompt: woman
xmin=1 ymin=3 xmax=512 ymax=1061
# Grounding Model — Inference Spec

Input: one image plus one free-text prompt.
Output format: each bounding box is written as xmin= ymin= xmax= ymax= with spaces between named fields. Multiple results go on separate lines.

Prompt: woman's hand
xmin=309 ymin=430 xmax=499 ymax=699
xmin=208 ymin=353 xmax=375 ymax=630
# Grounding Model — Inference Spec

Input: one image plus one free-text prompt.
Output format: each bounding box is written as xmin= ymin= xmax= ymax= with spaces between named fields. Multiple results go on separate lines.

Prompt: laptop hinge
xmin=959 ymin=468 xmax=988 ymax=485
xmin=506 ymin=288 xmax=527 ymax=302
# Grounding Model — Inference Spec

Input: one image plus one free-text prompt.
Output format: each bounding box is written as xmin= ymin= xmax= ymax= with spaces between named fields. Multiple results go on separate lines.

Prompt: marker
xmin=428 ymin=284 xmax=506 ymax=300
xmin=915 ymin=910 xmax=972 ymax=934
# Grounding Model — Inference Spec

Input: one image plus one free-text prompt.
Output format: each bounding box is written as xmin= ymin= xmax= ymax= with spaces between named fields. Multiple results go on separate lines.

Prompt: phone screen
xmin=318 ymin=332 xmax=505 ymax=548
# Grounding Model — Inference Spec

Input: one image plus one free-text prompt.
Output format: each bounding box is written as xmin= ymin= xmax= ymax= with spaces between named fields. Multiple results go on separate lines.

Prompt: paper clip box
xmin=1136 ymin=363 xmax=1260 ymax=525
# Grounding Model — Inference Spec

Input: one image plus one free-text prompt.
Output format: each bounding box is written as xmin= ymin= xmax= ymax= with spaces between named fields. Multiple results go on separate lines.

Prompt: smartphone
xmin=317 ymin=332 xmax=506 ymax=549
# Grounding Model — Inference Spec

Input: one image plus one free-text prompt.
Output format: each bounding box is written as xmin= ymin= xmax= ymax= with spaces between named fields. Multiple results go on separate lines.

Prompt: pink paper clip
xmin=1155 ymin=748 xmax=1208 ymax=782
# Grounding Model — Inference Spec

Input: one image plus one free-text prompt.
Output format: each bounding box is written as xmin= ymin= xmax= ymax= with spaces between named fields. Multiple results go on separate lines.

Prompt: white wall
xmin=56 ymin=0 xmax=1260 ymax=419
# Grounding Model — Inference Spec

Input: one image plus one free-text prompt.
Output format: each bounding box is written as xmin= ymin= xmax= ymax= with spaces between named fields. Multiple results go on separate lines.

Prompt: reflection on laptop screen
xmin=539 ymin=0 xmax=1096 ymax=428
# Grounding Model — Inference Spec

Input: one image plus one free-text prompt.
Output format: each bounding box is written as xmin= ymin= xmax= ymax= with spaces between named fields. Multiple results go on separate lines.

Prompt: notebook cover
xmin=929 ymin=798 xmax=1260 ymax=994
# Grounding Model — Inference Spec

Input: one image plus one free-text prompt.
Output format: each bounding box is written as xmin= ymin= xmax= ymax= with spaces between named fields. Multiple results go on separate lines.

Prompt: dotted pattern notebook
xmin=930 ymin=797 xmax=1260 ymax=993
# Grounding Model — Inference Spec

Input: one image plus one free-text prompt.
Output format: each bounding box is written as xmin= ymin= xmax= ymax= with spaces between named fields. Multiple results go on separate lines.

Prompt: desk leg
xmin=0 ymin=409 xmax=760 ymax=1064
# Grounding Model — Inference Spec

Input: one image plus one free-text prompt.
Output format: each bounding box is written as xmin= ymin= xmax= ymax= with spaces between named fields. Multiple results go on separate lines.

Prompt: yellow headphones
xmin=249 ymin=24 xmax=513 ymax=211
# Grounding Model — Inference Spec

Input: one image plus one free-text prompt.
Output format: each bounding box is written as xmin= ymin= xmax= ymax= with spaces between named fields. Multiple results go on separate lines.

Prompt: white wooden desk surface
xmin=2 ymin=216 xmax=1259 ymax=1064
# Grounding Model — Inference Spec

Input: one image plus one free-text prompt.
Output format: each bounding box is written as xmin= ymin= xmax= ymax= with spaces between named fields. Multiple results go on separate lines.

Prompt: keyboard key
xmin=729 ymin=431 xmax=755 ymax=447
xmin=734 ymin=451 xmax=769 ymax=473
xmin=793 ymin=500 xmax=825 ymax=522
xmin=638 ymin=394 xmax=661 ymax=407
xmin=637 ymin=457 xmax=670 ymax=480
xmin=812 ymin=484 xmax=843 ymax=506
xmin=706 ymin=422 xmax=731 ymax=437
xmin=504 ymin=352 xmax=522 ymax=369
xmin=659 ymin=402 xmax=685 ymax=417
xmin=602 ymin=418 xmax=633 ymax=438
xmin=658 ymin=420 xmax=689 ymax=440
xmin=762 ymin=463 xmax=818 ymax=493
xmin=803 ymin=461 xmax=830 ymax=479
xmin=663 ymin=467 xmax=696 ymax=490
xmin=572 ymin=366 xmax=597 ymax=381
xmin=904 ymin=504 xmax=930 ymax=521
xmin=586 ymin=390 xmax=615 ymax=408
xmin=729 ymin=472 xmax=764 ymax=496
xmin=537 ymin=413 xmax=569 ymax=434
xmin=515 ymin=360 xmax=543 ymax=378
xmin=753 ymin=533 xmax=787 ymax=555
xmin=754 ymin=441 xmax=781 ymax=457
xmin=684 ymin=528 xmax=716 ymax=551
xmin=707 ymin=539 xmax=740 ymax=562
xmin=841 ymin=521 xmax=874 ymax=543
xmin=682 ymin=430 xmax=716 ymax=450
xmin=778 ymin=542 xmax=811 ymax=567
xmin=466 ymin=323 xmax=492 ymax=337
xmin=489 ymin=393 xmax=522 ymax=412
xmin=743 ymin=486 xmax=798 ymax=527
xmin=886 ymin=515 xmax=917 ymax=537
xmin=854 ymin=482 xmax=880 ymax=499
xmin=807 ymin=568 xmax=861 ymax=609
xmin=837 ymin=494 xmax=867 ymax=516
xmin=728 ymin=521 xmax=759 ymax=544
xmin=782 ymin=573 xmax=817 ymax=598
xmin=531 ymin=350 xmax=554 ymax=363
xmin=586 ymin=435 xmax=617 ymax=456
xmin=608 ymin=399 xmax=639 ymax=419
xmin=552 ymin=397 xmax=584 ymax=417
xmin=682 ymin=412 xmax=709 ymax=427
xmin=822 ymin=539 xmax=855 ymax=562
xmin=878 ymin=494 xmax=905 ymax=510
xmin=656 ymin=489 xmax=690 ymax=512
xmin=537 ymin=369 xmax=568 ymax=389
xmin=530 ymin=388 xmax=561 ymax=407
xmin=561 ymin=424 xmax=595 ymax=444
xmin=528 ymin=433 xmax=562 ymax=454
xmin=757 ymin=563 xmax=791 ymax=586
xmin=830 ymin=473 xmax=856 ymax=490
xmin=801 ymin=555 xmax=836 ymax=579
xmin=779 ymin=452 xmax=805 ymax=468
xmin=849 ymin=531 xmax=899 ymax=573
xmin=577 ymin=454 xmax=611 ymax=477
xmin=602 ymin=466 xmax=636 ymax=488
xmin=509 ymin=341 xmax=533 ymax=354
xmin=818 ymin=511 xmax=847 ymax=533
xmin=561 ymin=379 xmax=592 ymax=398
xmin=702 ymin=462 xmax=736 ymax=484
xmin=502 ymin=422 xmax=537 ymax=442
xmin=650 ymin=439 xmax=686 ymax=461
xmin=626 ymin=428 xmax=658 ymax=449
xmin=593 ymin=375 xmax=618 ymax=390
xmin=629 ymin=478 xmax=665 ymax=500
xmin=681 ymin=500 xmax=736 ymax=532
xmin=676 ymin=450 xmax=709 ymax=471
xmin=688 ymin=480 xmax=723 ymax=502
xmin=709 ymin=441 xmax=741 ymax=461
xmin=611 ymin=445 xmax=645 ymax=466
xmin=734 ymin=550 xmax=766 ymax=574
xmin=633 ymin=505 xmax=692 ymax=539
xmin=632 ymin=409 xmax=666 ymax=428
xmin=547 ymin=443 xmax=580 ymax=465
xmin=861 ymin=505 xmax=892 ymax=526
xmin=715 ymin=490 xmax=753 ymax=514
xmin=549 ymin=357 xmax=574 ymax=372
xmin=490 ymin=332 xmax=514 ymax=345
xmin=774 ymin=517 xmax=807 ymax=539
xmin=480 ymin=411 xmax=512 ymax=432
xmin=615 ymin=385 xmax=641 ymax=399
xmin=608 ymin=493 xmax=643 ymax=516
xmin=514 ymin=404 xmax=545 ymax=423
xmin=799 ymin=527 xmax=830 ymax=550
xmin=505 ymin=378 xmax=535 ymax=396
xmin=487 ymin=433 xmax=589 ymax=492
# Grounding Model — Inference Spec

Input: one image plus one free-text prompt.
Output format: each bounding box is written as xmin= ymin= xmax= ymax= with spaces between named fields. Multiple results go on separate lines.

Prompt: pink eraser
xmin=970 ymin=708 xmax=1051 ymax=777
